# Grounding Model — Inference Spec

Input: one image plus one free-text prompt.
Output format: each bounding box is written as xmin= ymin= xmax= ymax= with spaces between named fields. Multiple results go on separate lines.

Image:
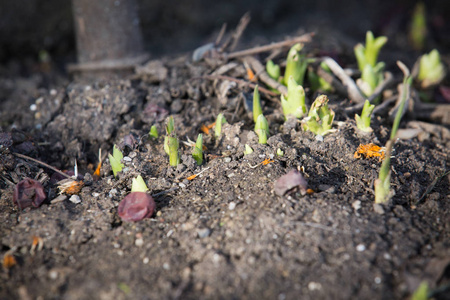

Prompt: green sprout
xmin=215 ymin=113 xmax=227 ymax=138
xmin=244 ymin=144 xmax=253 ymax=155
xmin=253 ymin=85 xmax=263 ymax=123
xmin=303 ymin=95 xmax=335 ymax=136
xmin=283 ymin=43 xmax=308 ymax=86
xmin=359 ymin=62 xmax=385 ymax=97
xmin=164 ymin=116 xmax=175 ymax=155
xmin=411 ymin=281 xmax=429 ymax=300
xmin=409 ymin=2 xmax=427 ymax=51
xmin=108 ymin=144 xmax=124 ymax=177
xmin=131 ymin=175 xmax=149 ymax=193
xmin=354 ymin=31 xmax=388 ymax=72
xmin=417 ymin=49 xmax=446 ymax=89
xmin=192 ymin=134 xmax=203 ymax=165
xmin=281 ymin=76 xmax=307 ymax=119
xmin=375 ymin=62 xmax=413 ymax=204
xmin=266 ymin=60 xmax=281 ymax=81
xmin=308 ymin=61 xmax=333 ymax=93
xmin=355 ymin=99 xmax=375 ymax=133
xmin=255 ymin=114 xmax=269 ymax=144
xmin=149 ymin=125 xmax=158 ymax=139
xmin=276 ymin=148 xmax=284 ymax=157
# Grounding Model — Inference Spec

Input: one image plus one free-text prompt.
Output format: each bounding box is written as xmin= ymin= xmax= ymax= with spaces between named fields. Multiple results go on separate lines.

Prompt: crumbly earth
xmin=1 ymin=30 xmax=450 ymax=300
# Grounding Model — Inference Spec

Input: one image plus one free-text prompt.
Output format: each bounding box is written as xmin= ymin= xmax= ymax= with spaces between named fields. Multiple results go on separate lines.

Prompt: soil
xmin=1 ymin=4 xmax=450 ymax=300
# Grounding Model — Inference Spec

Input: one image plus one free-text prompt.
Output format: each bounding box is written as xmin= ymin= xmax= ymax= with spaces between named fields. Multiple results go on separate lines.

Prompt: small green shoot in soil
xmin=192 ymin=134 xmax=203 ymax=165
xmin=164 ymin=116 xmax=180 ymax=167
xmin=164 ymin=116 xmax=175 ymax=155
xmin=359 ymin=62 xmax=385 ymax=98
xmin=255 ymin=114 xmax=269 ymax=144
xmin=281 ymin=76 xmax=306 ymax=119
xmin=108 ymin=145 xmax=124 ymax=177
xmin=417 ymin=49 xmax=446 ymax=88
xmin=149 ymin=125 xmax=158 ymax=138
xmin=131 ymin=175 xmax=148 ymax=193
xmin=253 ymin=85 xmax=263 ymax=123
xmin=411 ymin=281 xmax=429 ymax=300
xmin=303 ymin=94 xmax=335 ymax=136
xmin=409 ymin=2 xmax=427 ymax=51
xmin=283 ymin=43 xmax=308 ymax=86
xmin=354 ymin=31 xmax=388 ymax=72
xmin=355 ymin=99 xmax=375 ymax=133
xmin=276 ymin=148 xmax=284 ymax=157
xmin=266 ymin=60 xmax=280 ymax=81
xmin=375 ymin=61 xmax=413 ymax=204
xmin=244 ymin=144 xmax=253 ymax=155
xmin=215 ymin=113 xmax=227 ymax=138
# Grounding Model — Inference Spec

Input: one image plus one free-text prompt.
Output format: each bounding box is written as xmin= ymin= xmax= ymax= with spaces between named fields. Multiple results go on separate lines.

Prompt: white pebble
xmin=143 ymin=257 xmax=149 ymax=264
xmin=135 ymin=238 xmax=144 ymax=247
xmin=30 ymin=104 xmax=37 ymax=111
xmin=374 ymin=277 xmax=381 ymax=284
xmin=308 ymin=282 xmax=322 ymax=291
xmin=315 ymin=135 xmax=324 ymax=142
xmin=356 ymin=244 xmax=366 ymax=252
xmin=228 ymin=202 xmax=236 ymax=210
xmin=69 ymin=195 xmax=81 ymax=204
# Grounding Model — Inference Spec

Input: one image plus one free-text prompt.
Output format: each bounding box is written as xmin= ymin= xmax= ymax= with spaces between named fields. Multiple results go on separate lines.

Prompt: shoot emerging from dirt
xmin=281 ymin=76 xmax=306 ymax=119
xmin=192 ymin=134 xmax=203 ymax=165
xmin=308 ymin=60 xmax=333 ymax=93
xmin=164 ymin=116 xmax=180 ymax=167
xmin=253 ymin=85 xmax=263 ymax=123
xmin=266 ymin=60 xmax=281 ymax=81
xmin=215 ymin=113 xmax=227 ymax=138
xmin=131 ymin=175 xmax=148 ymax=193
xmin=354 ymin=31 xmax=388 ymax=72
xmin=164 ymin=116 xmax=175 ymax=155
xmin=283 ymin=43 xmax=308 ymax=86
xmin=244 ymin=144 xmax=253 ymax=155
xmin=149 ymin=125 xmax=158 ymax=139
xmin=375 ymin=61 xmax=413 ymax=204
xmin=409 ymin=2 xmax=427 ymax=51
xmin=355 ymin=99 xmax=375 ymax=133
xmin=303 ymin=95 xmax=335 ymax=136
xmin=255 ymin=114 xmax=269 ymax=144
xmin=109 ymin=144 xmax=124 ymax=177
xmin=417 ymin=49 xmax=446 ymax=89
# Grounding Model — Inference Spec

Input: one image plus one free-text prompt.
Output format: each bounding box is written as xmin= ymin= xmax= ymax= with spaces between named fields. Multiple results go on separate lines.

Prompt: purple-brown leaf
xmin=13 ymin=178 xmax=46 ymax=209
xmin=118 ymin=192 xmax=156 ymax=222
xmin=274 ymin=169 xmax=308 ymax=196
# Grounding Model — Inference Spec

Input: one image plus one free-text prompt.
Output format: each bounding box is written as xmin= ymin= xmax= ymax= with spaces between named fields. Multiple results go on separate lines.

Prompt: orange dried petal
xmin=2 ymin=254 xmax=16 ymax=269
xmin=261 ymin=159 xmax=274 ymax=166
xmin=187 ymin=174 xmax=197 ymax=181
xmin=200 ymin=124 xmax=210 ymax=135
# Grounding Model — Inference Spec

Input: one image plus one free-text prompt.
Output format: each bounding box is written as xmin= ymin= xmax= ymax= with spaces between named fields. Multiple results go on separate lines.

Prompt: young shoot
xmin=276 ymin=148 xmax=284 ymax=157
xmin=358 ymin=62 xmax=385 ymax=97
xmin=168 ymin=136 xmax=180 ymax=167
xmin=355 ymin=99 xmax=375 ymax=133
xmin=409 ymin=2 xmax=427 ymax=51
xmin=108 ymin=144 xmax=124 ymax=177
xmin=192 ymin=134 xmax=203 ymax=165
xmin=375 ymin=61 xmax=413 ymax=204
xmin=253 ymin=85 xmax=263 ymax=123
xmin=164 ymin=116 xmax=175 ymax=155
xmin=283 ymin=43 xmax=308 ymax=86
xmin=417 ymin=49 xmax=446 ymax=89
xmin=255 ymin=114 xmax=269 ymax=144
xmin=244 ymin=144 xmax=253 ymax=155
xmin=149 ymin=125 xmax=158 ymax=139
xmin=266 ymin=60 xmax=281 ymax=81
xmin=354 ymin=31 xmax=388 ymax=72
xmin=303 ymin=95 xmax=335 ymax=136
xmin=215 ymin=113 xmax=227 ymax=138
xmin=281 ymin=76 xmax=306 ymax=119
xmin=131 ymin=175 xmax=149 ymax=193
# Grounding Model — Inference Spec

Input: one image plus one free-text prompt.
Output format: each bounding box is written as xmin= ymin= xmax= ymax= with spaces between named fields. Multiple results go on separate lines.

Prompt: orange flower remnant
xmin=354 ymin=143 xmax=386 ymax=161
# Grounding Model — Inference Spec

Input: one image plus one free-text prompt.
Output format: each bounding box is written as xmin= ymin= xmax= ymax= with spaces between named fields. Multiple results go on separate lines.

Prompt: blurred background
xmin=0 ymin=0 xmax=449 ymax=71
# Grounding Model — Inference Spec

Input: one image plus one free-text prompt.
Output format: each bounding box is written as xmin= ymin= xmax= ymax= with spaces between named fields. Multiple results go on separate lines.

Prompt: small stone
xmin=197 ymin=228 xmax=211 ymax=238
xmin=69 ymin=195 xmax=81 ymax=204
xmin=49 ymin=270 xmax=58 ymax=280
xmin=51 ymin=194 xmax=67 ymax=204
xmin=223 ymin=157 xmax=232 ymax=163
xmin=308 ymin=282 xmax=322 ymax=291
xmin=352 ymin=200 xmax=361 ymax=212
xmin=356 ymin=244 xmax=366 ymax=252
xmin=315 ymin=135 xmax=324 ymax=142
xmin=228 ymin=202 xmax=236 ymax=210
xmin=135 ymin=237 xmax=144 ymax=247
xmin=143 ymin=257 xmax=149 ymax=264
xmin=123 ymin=156 xmax=132 ymax=162
xmin=179 ymin=182 xmax=186 ymax=188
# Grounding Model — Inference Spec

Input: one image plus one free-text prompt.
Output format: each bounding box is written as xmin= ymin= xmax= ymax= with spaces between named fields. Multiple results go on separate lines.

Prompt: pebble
xmin=123 ymin=156 xmax=132 ymax=162
xmin=197 ymin=228 xmax=211 ymax=238
xmin=223 ymin=157 xmax=232 ymax=163
xmin=352 ymin=200 xmax=361 ymax=212
xmin=356 ymin=244 xmax=366 ymax=252
xmin=228 ymin=202 xmax=236 ymax=210
xmin=373 ymin=203 xmax=385 ymax=215
xmin=69 ymin=195 xmax=81 ymax=204
xmin=179 ymin=182 xmax=186 ymax=188
xmin=308 ymin=282 xmax=322 ymax=291
xmin=135 ymin=237 xmax=144 ymax=247
xmin=315 ymin=135 xmax=324 ymax=142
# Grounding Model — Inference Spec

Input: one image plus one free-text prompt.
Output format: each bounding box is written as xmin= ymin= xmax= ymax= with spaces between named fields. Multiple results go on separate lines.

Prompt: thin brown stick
xmin=215 ymin=23 xmax=227 ymax=46
xmin=198 ymin=74 xmax=279 ymax=98
xmin=244 ymin=56 xmax=288 ymax=95
xmin=12 ymin=153 xmax=72 ymax=179
xmin=226 ymin=32 xmax=315 ymax=59
xmin=229 ymin=12 xmax=251 ymax=52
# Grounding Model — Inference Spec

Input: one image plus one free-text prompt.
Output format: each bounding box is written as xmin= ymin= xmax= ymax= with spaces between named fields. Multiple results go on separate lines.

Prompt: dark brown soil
xmin=1 ymin=3 xmax=450 ymax=300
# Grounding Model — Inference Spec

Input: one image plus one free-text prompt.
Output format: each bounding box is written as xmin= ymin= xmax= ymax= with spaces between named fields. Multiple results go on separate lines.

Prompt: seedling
xmin=417 ymin=49 xmax=446 ymax=89
xmin=163 ymin=116 xmax=180 ymax=167
xmin=411 ymin=281 xmax=429 ymax=300
xmin=192 ymin=134 xmax=203 ymax=165
xmin=255 ymin=114 xmax=269 ymax=144
xmin=131 ymin=175 xmax=148 ymax=193
xmin=281 ymin=76 xmax=307 ymax=119
xmin=409 ymin=2 xmax=427 ymax=51
xmin=283 ymin=43 xmax=308 ymax=86
xmin=109 ymin=144 xmax=124 ymax=177
xmin=252 ymin=85 xmax=263 ymax=123
xmin=244 ymin=144 xmax=253 ymax=155
xmin=266 ymin=60 xmax=281 ymax=81
xmin=164 ymin=116 xmax=175 ymax=155
xmin=375 ymin=61 xmax=413 ymax=204
xmin=303 ymin=95 xmax=335 ymax=136
xmin=354 ymin=31 xmax=388 ymax=72
xmin=355 ymin=99 xmax=375 ymax=132
xmin=358 ymin=62 xmax=385 ymax=97
xmin=215 ymin=113 xmax=227 ymax=138
xmin=276 ymin=148 xmax=284 ymax=157
xmin=149 ymin=125 xmax=158 ymax=138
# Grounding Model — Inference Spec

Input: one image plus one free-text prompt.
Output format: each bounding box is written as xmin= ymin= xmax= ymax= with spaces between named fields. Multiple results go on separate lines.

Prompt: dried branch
xmin=244 ymin=56 xmax=287 ymax=95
